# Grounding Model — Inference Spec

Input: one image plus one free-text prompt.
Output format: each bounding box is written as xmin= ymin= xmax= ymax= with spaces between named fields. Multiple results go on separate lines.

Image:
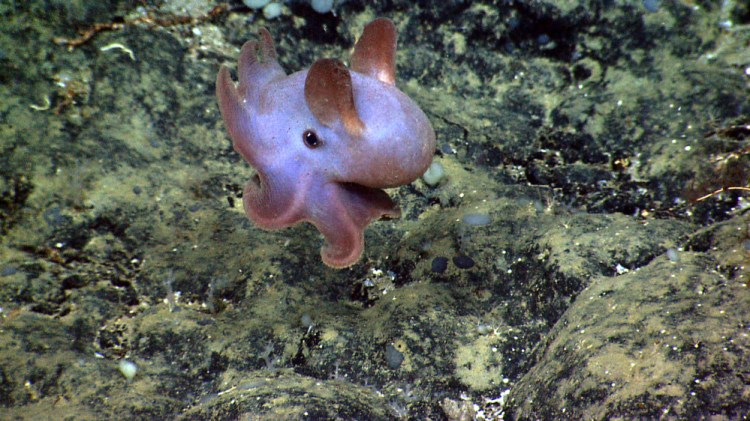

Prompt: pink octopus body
xmin=216 ymin=18 xmax=435 ymax=268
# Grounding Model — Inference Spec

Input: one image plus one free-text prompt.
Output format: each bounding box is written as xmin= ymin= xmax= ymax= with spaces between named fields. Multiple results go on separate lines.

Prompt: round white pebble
xmin=243 ymin=0 xmax=271 ymax=9
xmin=311 ymin=0 xmax=334 ymax=14
xmin=118 ymin=359 xmax=137 ymax=381
xmin=461 ymin=213 xmax=492 ymax=226
xmin=422 ymin=161 xmax=445 ymax=186
xmin=263 ymin=2 xmax=282 ymax=19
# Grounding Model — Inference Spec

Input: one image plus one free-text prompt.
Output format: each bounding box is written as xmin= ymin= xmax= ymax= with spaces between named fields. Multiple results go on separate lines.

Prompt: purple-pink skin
xmin=216 ymin=18 xmax=436 ymax=268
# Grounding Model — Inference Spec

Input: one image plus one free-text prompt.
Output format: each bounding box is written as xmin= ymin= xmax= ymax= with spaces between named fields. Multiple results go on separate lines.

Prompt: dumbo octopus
xmin=216 ymin=18 xmax=436 ymax=268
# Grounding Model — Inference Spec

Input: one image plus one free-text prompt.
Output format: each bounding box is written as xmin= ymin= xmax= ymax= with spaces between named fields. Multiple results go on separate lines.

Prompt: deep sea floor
xmin=1 ymin=0 xmax=750 ymax=419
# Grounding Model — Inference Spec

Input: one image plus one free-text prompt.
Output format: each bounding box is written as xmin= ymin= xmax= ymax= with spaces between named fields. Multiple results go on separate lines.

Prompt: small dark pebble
xmin=43 ymin=206 xmax=65 ymax=228
xmin=132 ymin=185 xmax=142 ymax=195
xmin=62 ymin=274 xmax=87 ymax=289
xmin=431 ymin=257 xmax=448 ymax=273
xmin=452 ymin=255 xmax=475 ymax=269
xmin=440 ymin=143 xmax=454 ymax=154
xmin=643 ymin=0 xmax=660 ymax=13
xmin=385 ymin=344 xmax=404 ymax=369
xmin=188 ymin=203 xmax=202 ymax=212
xmin=0 ymin=266 xmax=18 ymax=277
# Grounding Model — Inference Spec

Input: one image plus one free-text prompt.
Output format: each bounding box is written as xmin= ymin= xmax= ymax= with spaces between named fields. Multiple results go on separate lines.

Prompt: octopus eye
xmin=302 ymin=129 xmax=321 ymax=148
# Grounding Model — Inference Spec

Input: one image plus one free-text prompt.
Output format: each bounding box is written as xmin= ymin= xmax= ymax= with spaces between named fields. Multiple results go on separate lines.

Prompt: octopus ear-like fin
xmin=258 ymin=27 xmax=277 ymax=61
xmin=304 ymin=58 xmax=364 ymax=138
xmin=350 ymin=18 xmax=397 ymax=86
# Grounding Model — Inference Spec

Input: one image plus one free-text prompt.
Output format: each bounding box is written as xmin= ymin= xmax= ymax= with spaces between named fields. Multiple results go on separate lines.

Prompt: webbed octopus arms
xmin=216 ymin=18 xmax=436 ymax=268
